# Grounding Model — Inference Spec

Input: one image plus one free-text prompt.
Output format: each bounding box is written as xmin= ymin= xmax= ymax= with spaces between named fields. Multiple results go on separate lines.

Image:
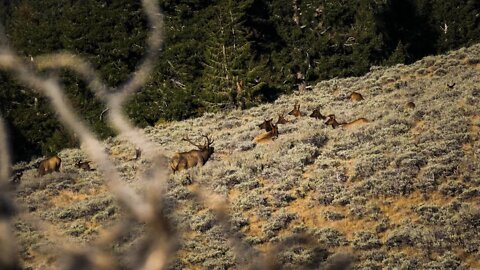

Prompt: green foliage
xmin=1 ymin=0 xmax=480 ymax=161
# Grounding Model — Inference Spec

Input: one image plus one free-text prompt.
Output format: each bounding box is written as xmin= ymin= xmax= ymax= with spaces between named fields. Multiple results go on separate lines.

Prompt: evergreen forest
xmin=0 ymin=0 xmax=479 ymax=162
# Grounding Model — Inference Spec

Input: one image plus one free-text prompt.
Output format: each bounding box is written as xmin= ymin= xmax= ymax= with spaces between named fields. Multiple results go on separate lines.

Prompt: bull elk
xmin=310 ymin=108 xmax=326 ymax=120
xmin=349 ymin=92 xmax=363 ymax=101
xmin=38 ymin=155 xmax=61 ymax=176
xmin=258 ymin=118 xmax=274 ymax=132
xmin=170 ymin=135 xmax=215 ymax=173
xmin=254 ymin=124 xmax=279 ymax=143
xmin=288 ymin=102 xmax=303 ymax=117
xmin=75 ymin=161 xmax=95 ymax=171
xmin=324 ymin=114 xmax=370 ymax=129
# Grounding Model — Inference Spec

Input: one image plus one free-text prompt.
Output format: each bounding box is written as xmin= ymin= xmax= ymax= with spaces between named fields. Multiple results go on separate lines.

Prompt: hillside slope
xmin=12 ymin=44 xmax=480 ymax=269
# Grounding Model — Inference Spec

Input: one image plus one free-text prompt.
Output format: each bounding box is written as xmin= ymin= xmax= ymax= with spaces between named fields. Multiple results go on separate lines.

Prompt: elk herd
xmin=23 ymin=91 xmax=376 ymax=179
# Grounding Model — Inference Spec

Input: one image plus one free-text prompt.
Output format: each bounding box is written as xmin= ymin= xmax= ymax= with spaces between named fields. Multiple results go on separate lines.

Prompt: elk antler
xmin=202 ymin=134 xmax=214 ymax=147
xmin=182 ymin=135 xmax=203 ymax=149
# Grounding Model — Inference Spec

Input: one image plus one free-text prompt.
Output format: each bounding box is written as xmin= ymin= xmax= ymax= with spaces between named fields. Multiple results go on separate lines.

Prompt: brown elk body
xmin=342 ymin=118 xmax=370 ymax=128
xmin=75 ymin=161 xmax=94 ymax=171
xmin=325 ymin=114 xmax=370 ymax=129
xmin=38 ymin=155 xmax=61 ymax=176
xmin=258 ymin=118 xmax=274 ymax=132
xmin=310 ymin=108 xmax=326 ymax=120
xmin=349 ymin=92 xmax=363 ymax=101
xmin=288 ymin=103 xmax=303 ymax=117
xmin=170 ymin=135 xmax=214 ymax=173
xmin=254 ymin=124 xmax=279 ymax=143
xmin=406 ymin=101 xmax=416 ymax=109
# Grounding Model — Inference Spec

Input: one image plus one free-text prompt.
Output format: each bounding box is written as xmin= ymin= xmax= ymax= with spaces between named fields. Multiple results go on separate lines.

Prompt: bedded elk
xmin=170 ymin=135 xmax=215 ymax=173
xmin=288 ymin=103 xmax=303 ymax=117
xmin=276 ymin=113 xmax=289 ymax=125
xmin=310 ymin=108 xmax=326 ymax=120
xmin=38 ymin=155 xmax=61 ymax=176
xmin=254 ymin=124 xmax=279 ymax=143
xmin=349 ymin=92 xmax=363 ymax=101
xmin=324 ymin=114 xmax=370 ymax=129
xmin=75 ymin=161 xmax=95 ymax=171
xmin=258 ymin=118 xmax=274 ymax=132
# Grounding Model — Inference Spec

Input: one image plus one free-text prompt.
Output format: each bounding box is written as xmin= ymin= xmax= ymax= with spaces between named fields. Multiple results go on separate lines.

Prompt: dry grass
xmin=3 ymin=27 xmax=480 ymax=270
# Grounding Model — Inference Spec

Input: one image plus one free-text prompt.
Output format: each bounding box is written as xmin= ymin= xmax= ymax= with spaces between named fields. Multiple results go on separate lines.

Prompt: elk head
xmin=310 ymin=108 xmax=326 ymax=120
xmin=324 ymin=114 xmax=341 ymax=129
xmin=288 ymin=102 xmax=302 ymax=117
xmin=258 ymin=118 xmax=274 ymax=132
xmin=276 ymin=113 xmax=289 ymax=125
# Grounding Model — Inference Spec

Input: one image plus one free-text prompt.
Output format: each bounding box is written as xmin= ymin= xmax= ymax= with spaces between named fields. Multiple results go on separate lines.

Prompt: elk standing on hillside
xmin=310 ymin=108 xmax=326 ymax=120
xmin=288 ymin=102 xmax=303 ymax=117
xmin=324 ymin=114 xmax=370 ymax=129
xmin=170 ymin=135 xmax=215 ymax=173
xmin=258 ymin=118 xmax=274 ymax=132
xmin=38 ymin=155 xmax=61 ymax=176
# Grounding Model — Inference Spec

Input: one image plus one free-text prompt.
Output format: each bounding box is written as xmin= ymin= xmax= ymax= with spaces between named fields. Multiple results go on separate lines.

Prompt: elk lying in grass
xmin=276 ymin=113 xmax=289 ymax=125
xmin=288 ymin=103 xmax=303 ymax=117
xmin=349 ymin=92 xmax=363 ymax=101
xmin=38 ymin=155 xmax=61 ymax=176
xmin=254 ymin=124 xmax=279 ymax=143
xmin=310 ymin=108 xmax=326 ymax=120
xmin=324 ymin=114 xmax=370 ymax=129
xmin=406 ymin=101 xmax=416 ymax=109
xmin=75 ymin=161 xmax=95 ymax=171
xmin=258 ymin=118 xmax=274 ymax=132
xmin=170 ymin=135 xmax=215 ymax=173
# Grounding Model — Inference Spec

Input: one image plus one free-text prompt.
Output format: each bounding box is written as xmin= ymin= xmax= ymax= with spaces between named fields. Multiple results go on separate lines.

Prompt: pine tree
xmin=201 ymin=0 xmax=263 ymax=110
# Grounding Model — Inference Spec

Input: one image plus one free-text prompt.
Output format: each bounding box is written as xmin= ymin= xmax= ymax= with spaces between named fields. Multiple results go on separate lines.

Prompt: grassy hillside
xmin=11 ymin=43 xmax=480 ymax=269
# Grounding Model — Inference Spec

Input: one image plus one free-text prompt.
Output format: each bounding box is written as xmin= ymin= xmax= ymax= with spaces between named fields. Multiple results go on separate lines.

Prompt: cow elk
xmin=324 ymin=114 xmax=342 ymax=129
xmin=75 ymin=161 xmax=95 ymax=171
xmin=254 ymin=124 xmax=279 ymax=143
xmin=170 ymin=135 xmax=215 ymax=173
xmin=324 ymin=114 xmax=370 ymax=129
xmin=38 ymin=155 xmax=61 ymax=176
xmin=310 ymin=108 xmax=326 ymax=120
xmin=288 ymin=103 xmax=303 ymax=117
xmin=258 ymin=118 xmax=274 ymax=132
xmin=276 ymin=113 xmax=289 ymax=125
xmin=349 ymin=92 xmax=363 ymax=101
